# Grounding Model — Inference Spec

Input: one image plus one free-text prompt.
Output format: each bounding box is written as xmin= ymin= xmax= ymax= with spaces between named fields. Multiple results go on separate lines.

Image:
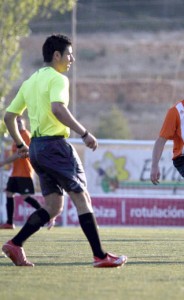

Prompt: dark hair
xmin=42 ymin=34 xmax=72 ymax=63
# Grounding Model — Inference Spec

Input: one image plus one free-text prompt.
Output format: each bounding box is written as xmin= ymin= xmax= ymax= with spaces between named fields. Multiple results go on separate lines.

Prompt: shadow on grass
xmin=35 ymin=260 xmax=184 ymax=266
xmin=53 ymin=239 xmax=184 ymax=243
xmin=127 ymin=261 xmax=184 ymax=265
xmin=36 ymin=262 xmax=91 ymax=266
xmin=1 ymin=256 xmax=184 ymax=267
xmin=0 ymin=260 xmax=91 ymax=267
xmin=101 ymin=239 xmax=184 ymax=242
xmin=0 ymin=254 xmax=91 ymax=267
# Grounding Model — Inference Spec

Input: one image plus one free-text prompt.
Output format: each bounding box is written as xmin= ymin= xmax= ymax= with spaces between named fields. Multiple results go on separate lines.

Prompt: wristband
xmin=81 ymin=131 xmax=88 ymax=139
xmin=16 ymin=143 xmax=24 ymax=149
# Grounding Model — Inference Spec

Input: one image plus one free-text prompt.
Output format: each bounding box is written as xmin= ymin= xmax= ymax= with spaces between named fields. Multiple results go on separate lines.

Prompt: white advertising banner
xmin=85 ymin=143 xmax=182 ymax=195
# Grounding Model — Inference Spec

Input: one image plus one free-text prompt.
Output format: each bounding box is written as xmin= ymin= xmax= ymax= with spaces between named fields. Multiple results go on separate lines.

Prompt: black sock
xmin=24 ymin=196 xmax=41 ymax=209
xmin=78 ymin=212 xmax=107 ymax=259
xmin=12 ymin=208 xmax=50 ymax=247
xmin=6 ymin=197 xmax=14 ymax=225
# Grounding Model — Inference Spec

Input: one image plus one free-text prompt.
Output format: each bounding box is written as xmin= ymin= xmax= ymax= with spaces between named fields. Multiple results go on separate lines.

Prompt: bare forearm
xmin=4 ymin=112 xmax=25 ymax=146
xmin=52 ymin=103 xmax=86 ymax=136
xmin=51 ymin=102 xmax=98 ymax=151
xmin=151 ymin=137 xmax=167 ymax=167
xmin=150 ymin=137 xmax=167 ymax=184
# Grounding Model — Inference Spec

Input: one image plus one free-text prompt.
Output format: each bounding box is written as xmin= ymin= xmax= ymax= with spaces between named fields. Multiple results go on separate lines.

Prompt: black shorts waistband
xmin=31 ymin=135 xmax=65 ymax=141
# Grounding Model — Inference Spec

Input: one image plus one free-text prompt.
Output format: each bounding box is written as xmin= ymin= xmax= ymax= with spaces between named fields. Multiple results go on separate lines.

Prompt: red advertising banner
xmin=12 ymin=195 xmax=184 ymax=227
xmin=65 ymin=196 xmax=184 ymax=227
xmin=66 ymin=197 xmax=122 ymax=226
xmin=123 ymin=197 xmax=184 ymax=226
xmin=14 ymin=195 xmax=62 ymax=225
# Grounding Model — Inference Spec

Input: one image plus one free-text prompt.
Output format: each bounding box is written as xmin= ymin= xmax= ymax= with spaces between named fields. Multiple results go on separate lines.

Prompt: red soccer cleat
xmin=93 ymin=252 xmax=128 ymax=268
xmin=2 ymin=240 xmax=34 ymax=267
xmin=0 ymin=223 xmax=15 ymax=229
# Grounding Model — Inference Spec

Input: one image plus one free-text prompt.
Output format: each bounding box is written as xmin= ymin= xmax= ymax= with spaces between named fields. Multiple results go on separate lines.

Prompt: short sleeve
xmin=6 ymin=87 xmax=26 ymax=115
xmin=159 ymin=107 xmax=179 ymax=139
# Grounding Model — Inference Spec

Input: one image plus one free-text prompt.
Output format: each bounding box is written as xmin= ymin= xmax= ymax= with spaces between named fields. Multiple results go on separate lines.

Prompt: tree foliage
xmin=0 ymin=0 xmax=76 ymax=136
xmin=0 ymin=0 xmax=76 ymax=100
xmin=95 ymin=105 xmax=132 ymax=140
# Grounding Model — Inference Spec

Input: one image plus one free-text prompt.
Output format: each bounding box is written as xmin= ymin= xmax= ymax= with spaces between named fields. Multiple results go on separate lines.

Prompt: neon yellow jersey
xmin=6 ymin=67 xmax=70 ymax=137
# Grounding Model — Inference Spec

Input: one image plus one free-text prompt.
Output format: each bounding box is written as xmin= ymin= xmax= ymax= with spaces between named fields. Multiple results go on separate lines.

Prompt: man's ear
xmin=53 ymin=51 xmax=62 ymax=61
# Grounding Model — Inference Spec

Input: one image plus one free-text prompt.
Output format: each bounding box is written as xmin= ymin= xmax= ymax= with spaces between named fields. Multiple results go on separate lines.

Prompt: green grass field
xmin=0 ymin=227 xmax=183 ymax=300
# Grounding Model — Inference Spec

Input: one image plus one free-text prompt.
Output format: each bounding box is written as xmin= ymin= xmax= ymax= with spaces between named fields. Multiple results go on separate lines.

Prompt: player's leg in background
xmin=11 ymin=193 xmax=64 ymax=246
xmin=22 ymin=194 xmax=41 ymax=209
xmin=0 ymin=191 xmax=15 ymax=229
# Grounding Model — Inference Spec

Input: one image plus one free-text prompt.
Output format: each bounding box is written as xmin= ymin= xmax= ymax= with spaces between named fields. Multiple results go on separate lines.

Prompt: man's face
xmin=55 ymin=45 xmax=75 ymax=73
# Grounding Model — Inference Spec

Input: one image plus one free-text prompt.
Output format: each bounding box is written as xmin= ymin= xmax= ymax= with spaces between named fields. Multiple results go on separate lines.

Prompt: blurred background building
xmin=18 ymin=0 xmax=184 ymax=140
xmin=4 ymin=0 xmax=184 ymax=140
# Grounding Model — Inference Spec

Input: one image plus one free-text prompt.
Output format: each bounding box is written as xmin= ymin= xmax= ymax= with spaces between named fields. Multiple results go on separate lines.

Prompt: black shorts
xmin=6 ymin=177 xmax=35 ymax=194
xmin=173 ymin=155 xmax=184 ymax=177
xmin=29 ymin=136 xmax=87 ymax=196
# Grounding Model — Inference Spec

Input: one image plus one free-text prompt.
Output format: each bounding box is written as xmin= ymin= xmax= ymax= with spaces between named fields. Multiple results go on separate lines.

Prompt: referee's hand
xmin=17 ymin=145 xmax=29 ymax=158
xmin=83 ymin=132 xmax=98 ymax=151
